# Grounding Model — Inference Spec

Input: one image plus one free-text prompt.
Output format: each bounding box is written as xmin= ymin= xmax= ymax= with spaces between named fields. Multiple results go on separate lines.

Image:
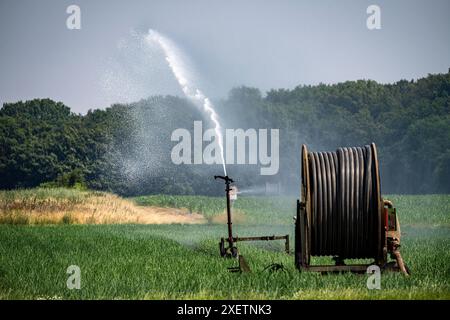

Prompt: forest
xmin=1 ymin=70 xmax=449 ymax=195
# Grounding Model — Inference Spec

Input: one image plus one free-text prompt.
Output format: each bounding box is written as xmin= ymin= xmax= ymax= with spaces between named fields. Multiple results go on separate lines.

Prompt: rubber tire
xmin=231 ymin=246 xmax=238 ymax=258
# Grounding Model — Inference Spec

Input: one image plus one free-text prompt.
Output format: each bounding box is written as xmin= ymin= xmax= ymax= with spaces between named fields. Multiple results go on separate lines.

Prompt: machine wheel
xmin=219 ymin=240 xmax=226 ymax=257
xmin=231 ymin=246 xmax=238 ymax=258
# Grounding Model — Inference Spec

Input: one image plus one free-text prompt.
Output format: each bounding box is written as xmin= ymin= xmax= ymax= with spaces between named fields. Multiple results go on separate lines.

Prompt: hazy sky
xmin=1 ymin=0 xmax=449 ymax=113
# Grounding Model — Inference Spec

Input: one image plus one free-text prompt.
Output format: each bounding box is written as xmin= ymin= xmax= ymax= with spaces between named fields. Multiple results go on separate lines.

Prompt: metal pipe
xmin=225 ymin=179 xmax=233 ymax=247
xmin=214 ymin=175 xmax=235 ymax=251
xmin=232 ymin=235 xmax=290 ymax=254
xmin=234 ymin=236 xmax=288 ymax=241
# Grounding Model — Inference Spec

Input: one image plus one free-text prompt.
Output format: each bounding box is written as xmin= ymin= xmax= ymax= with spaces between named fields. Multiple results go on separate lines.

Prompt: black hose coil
xmin=308 ymin=145 xmax=381 ymax=259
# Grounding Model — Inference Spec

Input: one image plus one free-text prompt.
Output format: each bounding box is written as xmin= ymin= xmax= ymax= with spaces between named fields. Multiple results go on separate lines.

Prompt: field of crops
xmin=0 ymin=188 xmax=205 ymax=225
xmin=0 ymin=191 xmax=449 ymax=299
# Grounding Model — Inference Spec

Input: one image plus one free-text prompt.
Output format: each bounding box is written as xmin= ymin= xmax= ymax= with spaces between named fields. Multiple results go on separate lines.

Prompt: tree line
xmin=0 ymin=70 xmax=449 ymax=195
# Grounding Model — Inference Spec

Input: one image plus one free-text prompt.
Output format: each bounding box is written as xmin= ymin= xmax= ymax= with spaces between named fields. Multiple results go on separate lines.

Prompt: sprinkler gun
xmin=214 ymin=174 xmax=290 ymax=267
xmin=214 ymin=175 xmax=237 ymax=257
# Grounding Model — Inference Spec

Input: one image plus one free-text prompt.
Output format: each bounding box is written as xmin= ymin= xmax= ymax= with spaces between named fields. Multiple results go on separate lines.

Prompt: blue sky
xmin=1 ymin=0 xmax=449 ymax=113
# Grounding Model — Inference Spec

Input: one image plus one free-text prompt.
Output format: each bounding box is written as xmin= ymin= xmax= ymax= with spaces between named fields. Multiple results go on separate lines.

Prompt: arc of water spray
xmin=146 ymin=29 xmax=227 ymax=176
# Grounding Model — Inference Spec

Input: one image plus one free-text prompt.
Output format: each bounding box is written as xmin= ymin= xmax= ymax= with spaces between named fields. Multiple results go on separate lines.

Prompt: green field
xmin=0 ymin=191 xmax=449 ymax=299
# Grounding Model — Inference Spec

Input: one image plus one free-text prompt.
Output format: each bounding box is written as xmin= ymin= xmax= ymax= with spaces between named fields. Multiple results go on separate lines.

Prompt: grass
xmin=386 ymin=194 xmax=450 ymax=226
xmin=0 ymin=189 xmax=449 ymax=299
xmin=133 ymin=194 xmax=295 ymax=224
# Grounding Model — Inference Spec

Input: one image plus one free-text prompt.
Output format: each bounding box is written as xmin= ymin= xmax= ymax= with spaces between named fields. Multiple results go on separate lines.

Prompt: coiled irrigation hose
xmin=306 ymin=144 xmax=383 ymax=259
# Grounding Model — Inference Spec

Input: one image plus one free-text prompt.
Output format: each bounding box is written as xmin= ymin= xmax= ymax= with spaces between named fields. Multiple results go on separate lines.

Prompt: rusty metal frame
xmin=221 ymin=235 xmax=290 ymax=255
xmin=216 ymin=175 xmax=290 ymax=258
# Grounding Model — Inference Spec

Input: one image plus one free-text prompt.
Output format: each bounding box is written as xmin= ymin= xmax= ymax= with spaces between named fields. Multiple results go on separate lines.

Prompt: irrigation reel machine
xmin=215 ymin=143 xmax=409 ymax=275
